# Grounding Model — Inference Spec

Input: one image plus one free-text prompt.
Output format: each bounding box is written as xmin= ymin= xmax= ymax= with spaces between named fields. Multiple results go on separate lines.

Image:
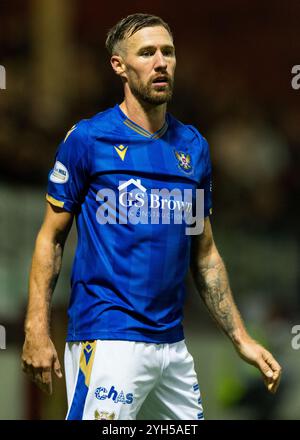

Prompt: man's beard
xmin=129 ymin=76 xmax=174 ymax=105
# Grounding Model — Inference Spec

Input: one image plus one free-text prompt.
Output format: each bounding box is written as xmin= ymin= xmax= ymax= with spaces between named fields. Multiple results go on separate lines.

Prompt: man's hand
xmin=235 ymin=337 xmax=282 ymax=394
xmin=22 ymin=333 xmax=63 ymax=395
xmin=190 ymin=218 xmax=282 ymax=394
xmin=22 ymin=203 xmax=72 ymax=394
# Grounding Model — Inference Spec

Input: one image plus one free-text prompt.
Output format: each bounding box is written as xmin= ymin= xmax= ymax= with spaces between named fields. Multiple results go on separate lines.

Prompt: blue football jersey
xmin=47 ymin=104 xmax=212 ymax=343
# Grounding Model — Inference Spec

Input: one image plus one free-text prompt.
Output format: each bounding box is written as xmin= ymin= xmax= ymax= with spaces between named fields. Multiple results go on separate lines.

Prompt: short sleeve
xmin=46 ymin=122 xmax=90 ymax=213
xmin=199 ymin=137 xmax=213 ymax=218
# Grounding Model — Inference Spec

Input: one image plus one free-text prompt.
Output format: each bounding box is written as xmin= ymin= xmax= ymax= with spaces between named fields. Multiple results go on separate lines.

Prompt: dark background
xmin=0 ymin=0 xmax=299 ymax=419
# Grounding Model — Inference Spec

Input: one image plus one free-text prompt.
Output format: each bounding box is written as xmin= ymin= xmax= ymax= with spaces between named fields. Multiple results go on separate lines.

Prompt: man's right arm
xmin=22 ymin=202 xmax=74 ymax=394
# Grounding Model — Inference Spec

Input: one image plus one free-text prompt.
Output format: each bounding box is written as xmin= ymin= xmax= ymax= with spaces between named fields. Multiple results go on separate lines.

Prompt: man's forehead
xmin=125 ymin=26 xmax=174 ymax=50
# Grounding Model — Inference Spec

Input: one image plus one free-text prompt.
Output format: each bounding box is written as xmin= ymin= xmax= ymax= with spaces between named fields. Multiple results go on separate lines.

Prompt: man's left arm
xmin=190 ymin=217 xmax=282 ymax=394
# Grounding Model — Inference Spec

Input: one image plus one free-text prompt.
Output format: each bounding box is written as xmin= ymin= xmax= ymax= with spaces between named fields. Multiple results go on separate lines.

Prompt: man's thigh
xmin=137 ymin=340 xmax=204 ymax=420
xmin=65 ymin=340 xmax=160 ymax=420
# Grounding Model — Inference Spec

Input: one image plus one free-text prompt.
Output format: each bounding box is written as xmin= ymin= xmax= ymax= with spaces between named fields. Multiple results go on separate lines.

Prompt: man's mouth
xmin=152 ymin=76 xmax=169 ymax=86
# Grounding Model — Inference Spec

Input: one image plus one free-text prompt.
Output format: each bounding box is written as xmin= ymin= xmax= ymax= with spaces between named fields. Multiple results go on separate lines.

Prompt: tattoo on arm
xmin=193 ymin=255 xmax=242 ymax=339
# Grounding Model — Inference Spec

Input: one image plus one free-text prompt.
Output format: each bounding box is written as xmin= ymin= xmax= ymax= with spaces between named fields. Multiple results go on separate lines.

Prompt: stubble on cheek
xmin=129 ymin=74 xmax=174 ymax=105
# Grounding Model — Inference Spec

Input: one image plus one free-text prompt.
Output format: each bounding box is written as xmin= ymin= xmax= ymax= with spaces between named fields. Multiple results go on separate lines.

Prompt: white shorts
xmin=64 ymin=339 xmax=204 ymax=420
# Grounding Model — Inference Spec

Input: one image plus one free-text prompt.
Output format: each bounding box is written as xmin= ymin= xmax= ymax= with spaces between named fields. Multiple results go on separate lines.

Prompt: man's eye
xmin=141 ymin=51 xmax=152 ymax=57
xmin=163 ymin=50 xmax=174 ymax=56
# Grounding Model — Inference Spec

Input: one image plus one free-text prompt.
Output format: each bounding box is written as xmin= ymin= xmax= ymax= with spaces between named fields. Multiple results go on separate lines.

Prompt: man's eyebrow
xmin=137 ymin=44 xmax=175 ymax=53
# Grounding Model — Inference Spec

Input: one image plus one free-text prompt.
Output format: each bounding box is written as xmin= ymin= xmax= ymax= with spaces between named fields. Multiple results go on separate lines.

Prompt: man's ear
xmin=110 ymin=55 xmax=127 ymax=79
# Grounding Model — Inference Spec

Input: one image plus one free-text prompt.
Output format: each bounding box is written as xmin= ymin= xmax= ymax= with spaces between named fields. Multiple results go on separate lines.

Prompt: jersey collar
xmin=116 ymin=104 xmax=169 ymax=140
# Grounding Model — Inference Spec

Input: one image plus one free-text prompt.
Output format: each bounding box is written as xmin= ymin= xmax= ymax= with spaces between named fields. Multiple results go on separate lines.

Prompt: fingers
xmin=256 ymin=356 xmax=274 ymax=379
xmin=22 ymin=354 xmax=63 ymax=394
xmin=233 ymin=338 xmax=282 ymax=395
xmin=22 ymin=361 xmax=35 ymax=381
xmin=31 ymin=367 xmax=52 ymax=395
xmin=260 ymin=350 xmax=282 ymax=394
xmin=264 ymin=374 xmax=280 ymax=394
xmin=21 ymin=337 xmax=62 ymax=394
xmin=41 ymin=368 xmax=53 ymax=394
xmin=53 ymin=354 xmax=63 ymax=379
xmin=262 ymin=350 xmax=281 ymax=374
xmin=266 ymin=367 xmax=281 ymax=394
xmin=22 ymin=361 xmax=53 ymax=395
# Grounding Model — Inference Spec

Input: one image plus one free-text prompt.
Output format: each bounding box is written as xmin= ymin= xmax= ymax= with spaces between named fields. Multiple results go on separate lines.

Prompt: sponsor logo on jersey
xmin=174 ymin=150 xmax=193 ymax=173
xmin=94 ymin=409 xmax=115 ymax=420
xmin=118 ymin=178 xmax=146 ymax=194
xmin=114 ymin=144 xmax=128 ymax=161
xmin=95 ymin=385 xmax=134 ymax=405
xmin=117 ymin=179 xmax=192 ymax=213
xmin=49 ymin=161 xmax=69 ymax=184
xmin=96 ymin=178 xmax=205 ymax=235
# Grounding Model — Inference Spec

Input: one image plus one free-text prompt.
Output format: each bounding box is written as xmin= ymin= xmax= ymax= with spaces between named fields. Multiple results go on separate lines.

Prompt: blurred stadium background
xmin=0 ymin=0 xmax=299 ymax=419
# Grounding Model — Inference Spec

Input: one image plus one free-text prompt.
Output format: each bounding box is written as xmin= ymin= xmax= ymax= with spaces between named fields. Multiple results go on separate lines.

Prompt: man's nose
xmin=154 ymin=51 xmax=168 ymax=70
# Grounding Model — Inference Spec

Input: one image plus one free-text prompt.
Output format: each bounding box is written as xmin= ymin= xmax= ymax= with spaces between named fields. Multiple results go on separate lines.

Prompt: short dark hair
xmin=105 ymin=13 xmax=173 ymax=55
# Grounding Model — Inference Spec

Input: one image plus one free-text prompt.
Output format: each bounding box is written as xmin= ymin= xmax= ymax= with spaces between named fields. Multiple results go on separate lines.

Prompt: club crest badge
xmin=94 ymin=409 xmax=116 ymax=420
xmin=174 ymin=150 xmax=193 ymax=173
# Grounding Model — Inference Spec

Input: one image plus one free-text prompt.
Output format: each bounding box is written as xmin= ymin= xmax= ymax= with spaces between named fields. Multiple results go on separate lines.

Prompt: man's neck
xmin=119 ymin=95 xmax=167 ymax=134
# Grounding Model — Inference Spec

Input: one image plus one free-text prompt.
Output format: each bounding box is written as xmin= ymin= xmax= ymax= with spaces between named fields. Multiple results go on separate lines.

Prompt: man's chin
xmin=131 ymin=84 xmax=173 ymax=106
xmin=143 ymin=91 xmax=173 ymax=105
